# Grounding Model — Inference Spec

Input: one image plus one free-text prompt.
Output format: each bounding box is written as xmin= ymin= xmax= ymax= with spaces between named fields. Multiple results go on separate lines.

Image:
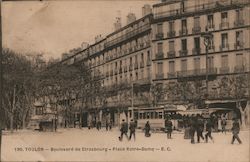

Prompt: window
xmin=157 ymin=24 xmax=163 ymax=33
xmin=208 ymin=56 xmax=214 ymax=69
xmin=207 ymin=15 xmax=214 ymax=28
xmin=194 ymin=17 xmax=200 ymax=28
xmin=181 ymin=39 xmax=187 ymax=50
xmin=147 ymin=51 xmax=150 ymax=61
xmin=221 ymin=33 xmax=228 ymax=48
xmin=221 ymin=55 xmax=228 ymax=68
xmin=169 ymin=21 xmax=175 ymax=32
xmin=194 ymin=37 xmax=200 ymax=49
xmin=236 ymin=31 xmax=243 ymax=46
xmin=157 ymin=43 xmax=163 ymax=53
xmin=157 ymin=62 xmax=163 ymax=74
xmin=194 ymin=57 xmax=200 ymax=70
xmin=221 ymin=12 xmax=228 ymax=23
xmin=169 ymin=41 xmax=175 ymax=51
xmin=181 ymin=19 xmax=187 ymax=31
xmin=181 ymin=59 xmax=187 ymax=71
xmin=236 ymin=9 xmax=243 ymax=22
xmin=236 ymin=54 xmax=243 ymax=67
xmin=169 ymin=61 xmax=175 ymax=73
xmin=141 ymin=53 xmax=144 ymax=63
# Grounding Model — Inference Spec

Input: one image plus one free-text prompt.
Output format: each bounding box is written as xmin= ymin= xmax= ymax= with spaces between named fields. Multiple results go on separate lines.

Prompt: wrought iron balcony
xmin=206 ymin=24 xmax=215 ymax=30
xmin=167 ymin=72 xmax=176 ymax=78
xmin=155 ymin=33 xmax=164 ymax=40
xmin=234 ymin=65 xmax=246 ymax=73
xmin=192 ymin=48 xmax=201 ymax=55
xmin=219 ymin=22 xmax=229 ymax=29
xmin=167 ymin=51 xmax=176 ymax=58
xmin=234 ymin=19 xmax=244 ymax=27
xmin=179 ymin=50 xmax=188 ymax=57
xmin=167 ymin=31 xmax=176 ymax=38
xmin=155 ymin=52 xmax=164 ymax=59
xmin=219 ymin=67 xmax=230 ymax=74
xmin=234 ymin=42 xmax=244 ymax=50
xmin=179 ymin=28 xmax=188 ymax=36
xmin=192 ymin=26 xmax=201 ymax=34
xmin=156 ymin=73 xmax=164 ymax=79
xmin=177 ymin=68 xmax=217 ymax=77
xmin=219 ymin=44 xmax=229 ymax=51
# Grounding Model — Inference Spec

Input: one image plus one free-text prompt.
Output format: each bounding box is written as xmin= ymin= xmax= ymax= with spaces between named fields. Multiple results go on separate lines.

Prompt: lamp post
xmin=201 ymin=28 xmax=213 ymax=108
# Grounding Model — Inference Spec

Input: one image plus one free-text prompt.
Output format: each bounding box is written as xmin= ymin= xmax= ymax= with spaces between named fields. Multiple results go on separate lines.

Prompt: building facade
xmin=152 ymin=0 xmax=250 ymax=104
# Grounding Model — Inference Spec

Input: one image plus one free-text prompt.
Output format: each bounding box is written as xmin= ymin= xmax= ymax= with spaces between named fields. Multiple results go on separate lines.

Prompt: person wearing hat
xmin=129 ymin=119 xmax=136 ymax=141
xmin=145 ymin=121 xmax=151 ymax=137
xmin=119 ymin=119 xmax=129 ymax=141
xmin=231 ymin=118 xmax=242 ymax=144
xmin=205 ymin=118 xmax=214 ymax=143
xmin=165 ymin=118 xmax=173 ymax=139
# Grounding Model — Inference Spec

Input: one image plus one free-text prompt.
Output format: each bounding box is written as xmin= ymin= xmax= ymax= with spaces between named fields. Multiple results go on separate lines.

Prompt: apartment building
xmin=152 ymin=0 xmax=250 ymax=102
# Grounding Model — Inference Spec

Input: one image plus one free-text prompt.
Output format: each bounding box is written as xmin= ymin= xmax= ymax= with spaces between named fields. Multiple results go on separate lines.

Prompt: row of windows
xmin=155 ymin=9 xmax=244 ymax=38
xmin=156 ymin=53 xmax=245 ymax=75
xmin=155 ymin=30 xmax=244 ymax=58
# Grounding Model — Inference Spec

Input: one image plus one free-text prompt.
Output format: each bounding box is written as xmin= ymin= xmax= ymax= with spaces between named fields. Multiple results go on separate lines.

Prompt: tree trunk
xmin=10 ymin=114 xmax=14 ymax=133
xmin=238 ymin=102 xmax=246 ymax=130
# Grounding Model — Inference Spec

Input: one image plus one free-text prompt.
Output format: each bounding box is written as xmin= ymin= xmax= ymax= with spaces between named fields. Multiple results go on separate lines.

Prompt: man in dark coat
xmin=205 ymin=119 xmax=214 ymax=143
xmin=231 ymin=118 xmax=242 ymax=144
xmin=196 ymin=115 xmax=205 ymax=143
xmin=129 ymin=119 xmax=136 ymax=141
xmin=119 ymin=120 xmax=128 ymax=141
xmin=190 ymin=115 xmax=197 ymax=144
xmin=166 ymin=119 xmax=173 ymax=139
xmin=145 ymin=121 xmax=151 ymax=137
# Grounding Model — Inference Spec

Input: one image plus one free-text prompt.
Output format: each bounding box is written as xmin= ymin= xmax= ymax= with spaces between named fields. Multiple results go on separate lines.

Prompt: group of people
xmin=118 ymin=115 xmax=243 ymax=145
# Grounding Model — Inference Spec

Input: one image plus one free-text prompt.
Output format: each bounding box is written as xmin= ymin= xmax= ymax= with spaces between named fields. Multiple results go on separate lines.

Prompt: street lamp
xmin=201 ymin=28 xmax=213 ymax=108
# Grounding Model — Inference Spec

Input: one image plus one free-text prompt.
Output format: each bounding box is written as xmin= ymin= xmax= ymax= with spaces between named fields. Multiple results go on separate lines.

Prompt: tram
xmin=128 ymin=105 xmax=183 ymax=131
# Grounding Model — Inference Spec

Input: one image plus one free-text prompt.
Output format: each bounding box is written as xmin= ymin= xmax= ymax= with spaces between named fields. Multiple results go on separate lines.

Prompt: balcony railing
xmin=167 ymin=31 xmax=176 ymax=38
xmin=219 ymin=22 xmax=229 ymax=29
xmin=234 ymin=65 xmax=246 ymax=73
xmin=219 ymin=44 xmax=229 ymax=51
xmin=140 ymin=62 xmax=144 ymax=68
xmin=177 ymin=68 xmax=217 ymax=77
xmin=167 ymin=51 xmax=176 ymax=58
xmin=167 ymin=72 xmax=176 ymax=78
xmin=156 ymin=73 xmax=164 ymax=79
xmin=179 ymin=50 xmax=188 ymax=57
xmin=192 ymin=48 xmax=201 ymax=55
xmin=154 ymin=0 xmax=249 ymax=19
xmin=105 ymin=23 xmax=150 ymax=48
xmin=179 ymin=28 xmax=188 ymax=36
xmin=234 ymin=19 xmax=244 ymax=27
xmin=192 ymin=26 xmax=201 ymax=34
xmin=155 ymin=33 xmax=164 ymax=40
xmin=206 ymin=24 xmax=215 ymax=30
xmin=219 ymin=67 xmax=230 ymax=74
xmin=155 ymin=52 xmax=164 ymax=59
xmin=234 ymin=42 xmax=244 ymax=50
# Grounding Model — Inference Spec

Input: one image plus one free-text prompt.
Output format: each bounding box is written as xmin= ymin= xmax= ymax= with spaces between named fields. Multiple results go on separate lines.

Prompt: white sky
xmin=2 ymin=0 xmax=157 ymax=59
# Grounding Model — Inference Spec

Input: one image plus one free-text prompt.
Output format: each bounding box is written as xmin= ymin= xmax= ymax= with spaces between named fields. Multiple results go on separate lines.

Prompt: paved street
xmin=2 ymin=128 xmax=249 ymax=162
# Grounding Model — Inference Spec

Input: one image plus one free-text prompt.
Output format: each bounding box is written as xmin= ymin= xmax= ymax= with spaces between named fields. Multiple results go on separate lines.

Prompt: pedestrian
xmin=145 ymin=121 xmax=151 ymax=137
xmin=231 ymin=118 xmax=242 ymax=144
xmin=119 ymin=119 xmax=129 ymax=141
xmin=165 ymin=119 xmax=173 ymax=139
xmin=109 ymin=120 xmax=112 ymax=130
xmin=129 ymin=119 xmax=136 ymax=141
xmin=105 ymin=120 xmax=109 ymax=131
xmin=221 ymin=116 xmax=227 ymax=134
xmin=190 ymin=115 xmax=196 ymax=144
xmin=205 ymin=119 xmax=214 ymax=143
xmin=196 ymin=115 xmax=205 ymax=143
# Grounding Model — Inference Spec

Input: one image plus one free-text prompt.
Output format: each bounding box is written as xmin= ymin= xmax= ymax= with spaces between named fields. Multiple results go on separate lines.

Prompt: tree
xmin=2 ymin=48 xmax=37 ymax=132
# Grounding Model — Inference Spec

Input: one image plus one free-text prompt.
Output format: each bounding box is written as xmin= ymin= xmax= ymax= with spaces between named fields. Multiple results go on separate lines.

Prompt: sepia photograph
xmin=0 ymin=0 xmax=250 ymax=161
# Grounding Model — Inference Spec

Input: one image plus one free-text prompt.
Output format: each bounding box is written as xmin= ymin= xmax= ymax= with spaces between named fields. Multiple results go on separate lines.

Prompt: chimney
xmin=142 ymin=4 xmax=152 ymax=17
xmin=114 ymin=10 xmax=122 ymax=31
xmin=127 ymin=13 xmax=136 ymax=25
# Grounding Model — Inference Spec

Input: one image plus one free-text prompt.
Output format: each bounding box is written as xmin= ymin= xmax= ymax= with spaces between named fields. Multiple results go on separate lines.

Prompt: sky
xmin=2 ymin=0 xmax=157 ymax=59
